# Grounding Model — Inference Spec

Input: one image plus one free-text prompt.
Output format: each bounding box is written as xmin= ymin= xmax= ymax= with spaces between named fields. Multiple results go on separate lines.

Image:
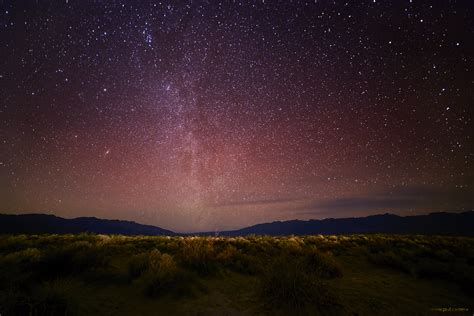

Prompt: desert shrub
xmin=37 ymin=248 xmax=76 ymax=277
xmin=139 ymin=253 xmax=194 ymax=298
xmin=466 ymin=248 xmax=474 ymax=266
xmin=128 ymin=252 xmax=150 ymax=279
xmin=416 ymin=258 xmax=451 ymax=279
xmin=432 ymin=249 xmax=454 ymax=262
xmin=216 ymin=244 xmax=239 ymax=266
xmin=128 ymin=249 xmax=163 ymax=278
xmin=148 ymin=249 xmax=163 ymax=270
xmin=449 ymin=263 xmax=474 ymax=296
xmin=180 ymin=239 xmax=217 ymax=276
xmin=71 ymin=243 xmax=108 ymax=272
xmin=278 ymin=238 xmax=303 ymax=254
xmin=367 ymin=250 xmax=415 ymax=275
xmin=457 ymin=273 xmax=474 ymax=296
xmin=0 ymin=279 xmax=80 ymax=316
xmin=231 ymin=252 xmax=261 ymax=275
xmin=141 ymin=254 xmax=178 ymax=297
xmin=128 ymin=249 xmax=195 ymax=297
xmin=165 ymin=240 xmax=182 ymax=254
xmin=0 ymin=287 xmax=28 ymax=316
xmin=259 ymin=255 xmax=339 ymax=313
xmin=31 ymin=279 xmax=80 ymax=316
xmin=37 ymin=242 xmax=109 ymax=278
xmin=0 ymin=248 xmax=43 ymax=288
xmin=305 ymin=249 xmax=344 ymax=278
xmin=1 ymin=248 xmax=42 ymax=267
xmin=0 ymin=235 xmax=33 ymax=254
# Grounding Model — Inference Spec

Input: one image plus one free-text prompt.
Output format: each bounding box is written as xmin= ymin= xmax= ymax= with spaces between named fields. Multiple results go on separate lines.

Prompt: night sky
xmin=1 ymin=1 xmax=473 ymax=232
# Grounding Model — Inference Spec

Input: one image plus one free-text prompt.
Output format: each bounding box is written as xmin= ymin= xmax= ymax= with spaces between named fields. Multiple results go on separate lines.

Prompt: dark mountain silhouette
xmin=0 ymin=214 xmax=175 ymax=235
xmin=214 ymin=211 xmax=474 ymax=236
xmin=0 ymin=211 xmax=472 ymax=236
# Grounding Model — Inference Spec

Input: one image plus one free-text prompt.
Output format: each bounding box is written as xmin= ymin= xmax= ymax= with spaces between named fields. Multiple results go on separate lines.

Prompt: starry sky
xmin=1 ymin=1 xmax=473 ymax=232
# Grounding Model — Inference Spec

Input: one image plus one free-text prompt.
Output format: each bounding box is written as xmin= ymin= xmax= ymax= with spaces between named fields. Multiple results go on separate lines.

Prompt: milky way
xmin=1 ymin=1 xmax=473 ymax=232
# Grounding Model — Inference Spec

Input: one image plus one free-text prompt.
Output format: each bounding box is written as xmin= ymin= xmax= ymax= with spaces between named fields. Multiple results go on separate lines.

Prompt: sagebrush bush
xmin=180 ymin=239 xmax=217 ymax=276
xmin=368 ymin=250 xmax=415 ymax=275
xmin=259 ymin=255 xmax=339 ymax=313
xmin=139 ymin=252 xmax=192 ymax=298
xmin=1 ymin=247 xmax=42 ymax=267
xmin=416 ymin=258 xmax=451 ymax=279
xmin=305 ymin=249 xmax=344 ymax=278
xmin=128 ymin=252 xmax=150 ymax=279
xmin=128 ymin=249 xmax=164 ymax=279
xmin=0 ymin=279 xmax=80 ymax=316
xmin=216 ymin=244 xmax=238 ymax=266
xmin=1 ymin=233 xmax=473 ymax=313
xmin=36 ymin=242 xmax=109 ymax=278
xmin=32 ymin=279 xmax=80 ymax=316
xmin=148 ymin=249 xmax=163 ymax=271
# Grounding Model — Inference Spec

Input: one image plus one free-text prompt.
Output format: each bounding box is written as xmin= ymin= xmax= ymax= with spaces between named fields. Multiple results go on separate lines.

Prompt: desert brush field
xmin=0 ymin=234 xmax=473 ymax=315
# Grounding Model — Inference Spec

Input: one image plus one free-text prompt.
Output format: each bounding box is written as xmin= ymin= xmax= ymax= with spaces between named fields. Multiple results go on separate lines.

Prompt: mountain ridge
xmin=0 ymin=213 xmax=175 ymax=236
xmin=211 ymin=211 xmax=473 ymax=236
xmin=0 ymin=211 xmax=472 ymax=236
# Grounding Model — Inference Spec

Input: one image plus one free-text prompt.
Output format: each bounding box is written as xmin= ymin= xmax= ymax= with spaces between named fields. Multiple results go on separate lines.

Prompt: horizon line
xmin=1 ymin=209 xmax=472 ymax=234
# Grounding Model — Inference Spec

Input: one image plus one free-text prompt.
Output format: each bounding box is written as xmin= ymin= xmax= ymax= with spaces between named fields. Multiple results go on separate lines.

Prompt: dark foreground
xmin=0 ymin=234 xmax=472 ymax=315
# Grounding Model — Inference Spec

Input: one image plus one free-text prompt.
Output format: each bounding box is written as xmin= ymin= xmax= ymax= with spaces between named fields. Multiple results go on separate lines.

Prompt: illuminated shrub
xmin=1 ymin=248 xmax=42 ymax=267
xmin=128 ymin=252 xmax=150 ymax=279
xmin=216 ymin=244 xmax=238 ymax=265
xmin=278 ymin=238 xmax=303 ymax=254
xmin=0 ymin=235 xmax=30 ymax=253
xmin=139 ymin=253 xmax=189 ymax=298
xmin=180 ymin=239 xmax=217 ymax=276
xmin=215 ymin=244 xmax=260 ymax=274
xmin=148 ymin=249 xmax=163 ymax=271
xmin=305 ymin=249 xmax=344 ymax=278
